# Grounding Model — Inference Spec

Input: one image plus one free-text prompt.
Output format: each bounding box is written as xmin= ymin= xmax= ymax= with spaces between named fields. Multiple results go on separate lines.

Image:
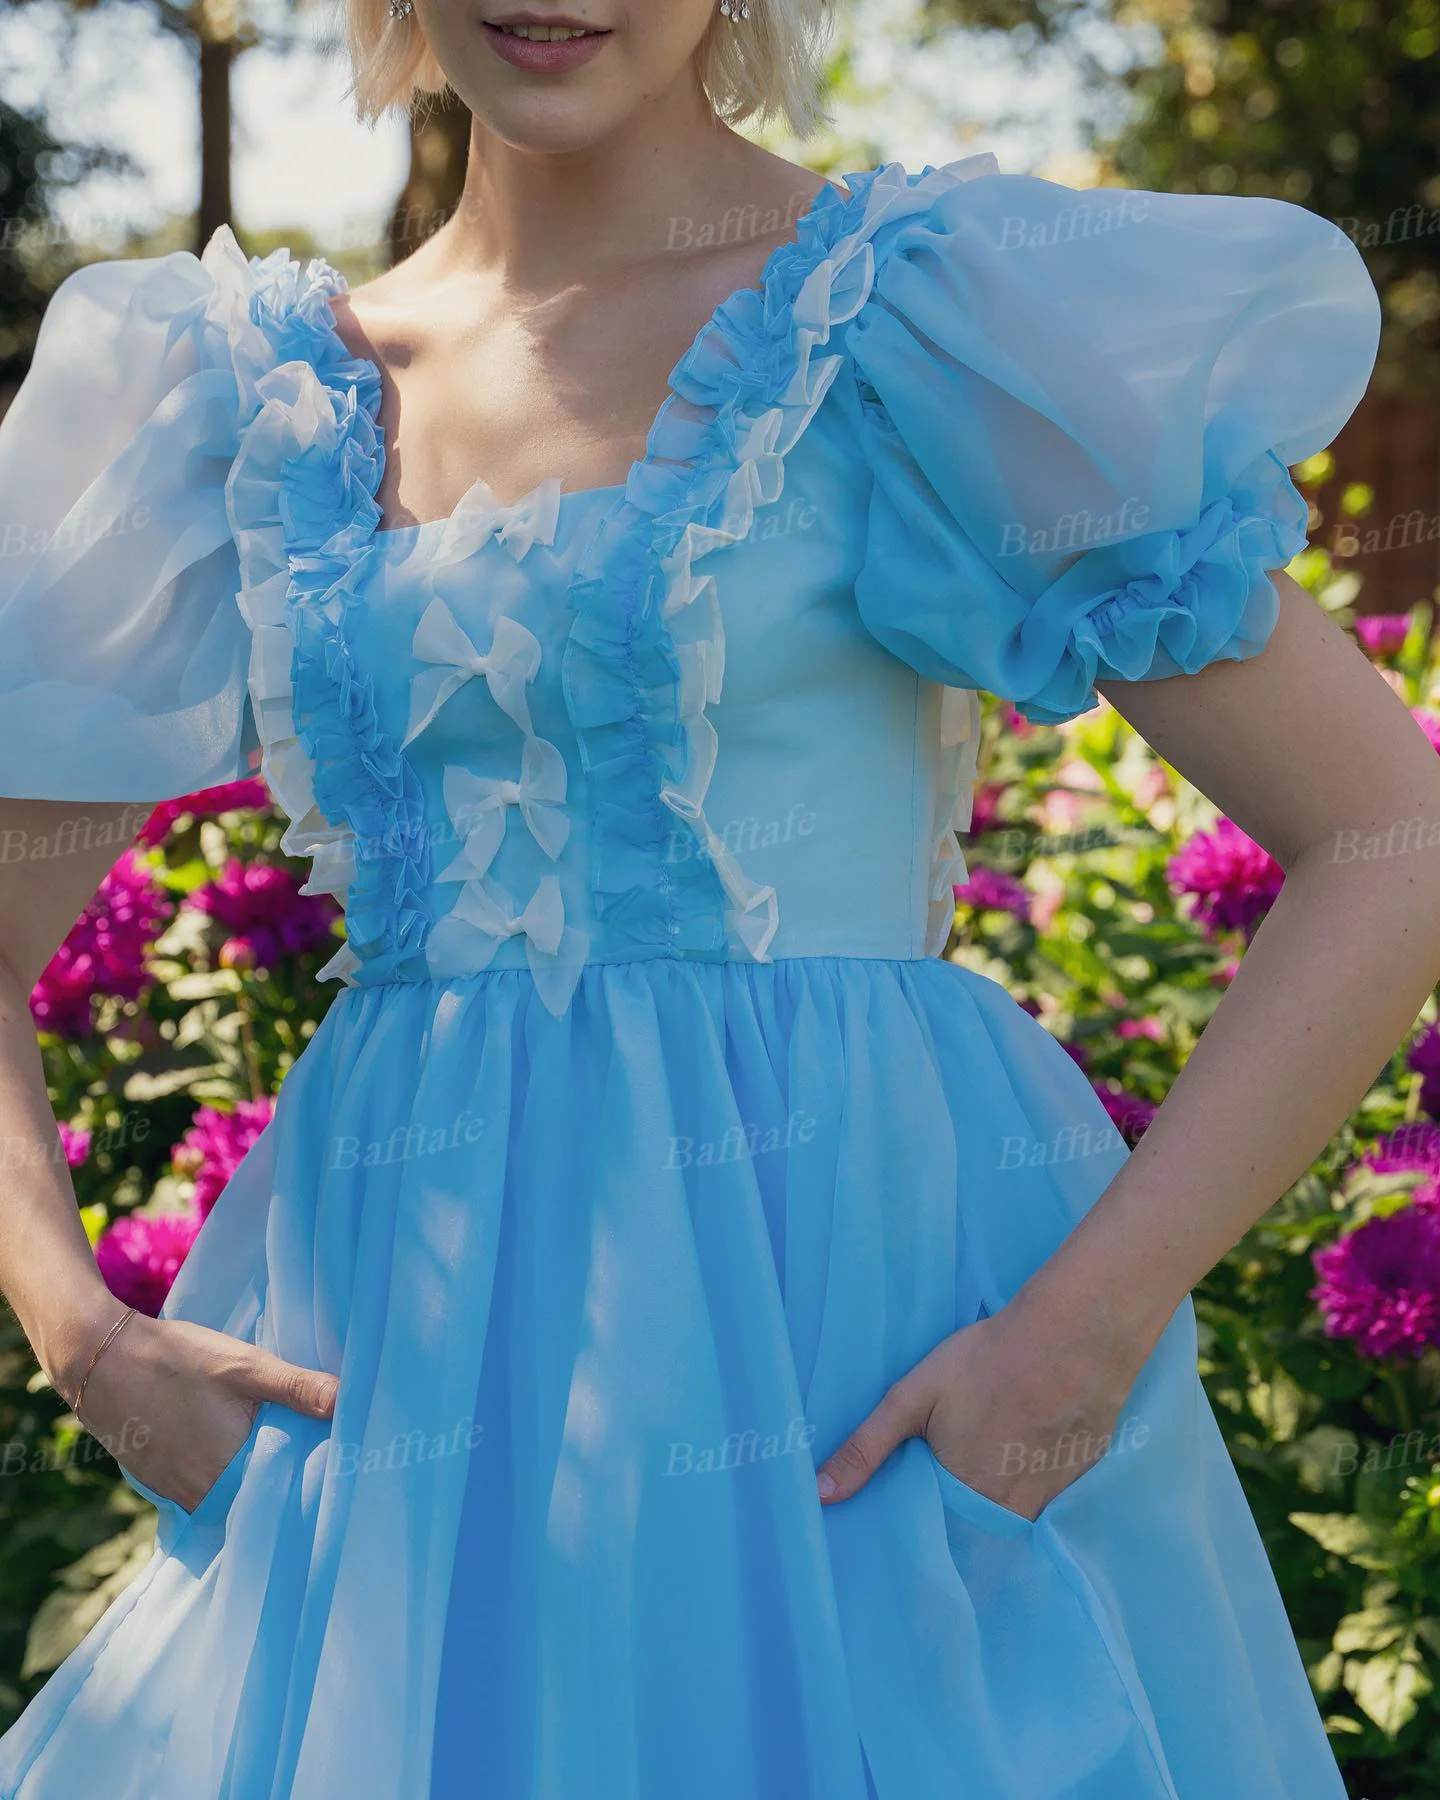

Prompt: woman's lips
xmin=482 ymin=21 xmax=612 ymax=73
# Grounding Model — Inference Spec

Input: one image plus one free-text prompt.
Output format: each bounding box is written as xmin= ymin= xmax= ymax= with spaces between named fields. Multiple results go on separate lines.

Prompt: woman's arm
xmin=818 ymin=571 xmax=1440 ymax=1514
xmin=1031 ymin=570 xmax=1440 ymax=1361
xmin=0 ymin=799 xmax=337 ymax=1507
xmin=0 ymin=800 xmax=160 ymax=1395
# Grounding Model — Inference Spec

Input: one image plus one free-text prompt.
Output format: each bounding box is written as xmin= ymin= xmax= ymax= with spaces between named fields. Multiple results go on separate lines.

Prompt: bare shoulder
xmin=340 ymin=222 xmax=451 ymax=308
xmin=329 ymin=233 xmax=446 ymax=349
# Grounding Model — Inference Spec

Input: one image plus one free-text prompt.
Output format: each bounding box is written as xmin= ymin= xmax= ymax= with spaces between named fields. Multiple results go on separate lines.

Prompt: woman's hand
xmin=67 ymin=1311 xmax=337 ymax=1513
xmin=814 ymin=1299 xmax=1148 ymax=1522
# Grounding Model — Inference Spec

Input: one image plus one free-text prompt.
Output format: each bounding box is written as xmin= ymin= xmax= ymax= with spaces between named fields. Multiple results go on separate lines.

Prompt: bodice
xmin=292 ymin=409 xmax=978 ymax=1016
xmin=0 ymin=152 xmax=1381 ymax=1024
xmin=224 ymin=172 xmax=987 ymax=1018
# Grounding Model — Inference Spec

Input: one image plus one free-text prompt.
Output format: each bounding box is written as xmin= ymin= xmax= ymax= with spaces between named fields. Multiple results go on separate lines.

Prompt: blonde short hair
xmin=344 ymin=0 xmax=834 ymax=138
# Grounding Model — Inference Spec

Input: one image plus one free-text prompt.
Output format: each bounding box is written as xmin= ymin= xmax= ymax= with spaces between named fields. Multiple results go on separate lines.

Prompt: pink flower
xmin=30 ymin=851 xmax=175 ymax=1037
xmin=1354 ymin=614 xmax=1410 ymax=659
xmin=172 ymin=1096 xmax=275 ymax=1218
xmin=1034 ymin=758 xmax=1105 ymax=838
xmin=137 ymin=778 xmax=270 ymax=847
xmin=1411 ymin=709 xmax=1440 ymax=755
xmin=57 ymin=1123 xmax=91 ymax=1168
xmin=954 ymin=866 xmax=1032 ymax=920
xmin=1001 ymin=704 xmax=1034 ymax=738
xmin=1117 ymin=1017 xmax=1165 ymax=1042
xmin=966 ymin=782 xmax=1008 ymax=837
xmin=94 ymin=1208 xmax=202 ymax=1318
xmin=1092 ymin=1081 xmax=1158 ymax=1143
xmin=1311 ymin=1203 xmax=1440 ymax=1358
xmin=1167 ymin=817 xmax=1284 ymax=939
xmin=1359 ymin=1123 xmax=1440 ymax=1207
xmin=1133 ymin=764 xmax=1171 ymax=811
xmin=186 ymin=860 xmax=338 ymax=972
xmin=1030 ymin=887 xmax=1065 ymax=935
xmin=1407 ymin=1025 xmax=1440 ymax=1121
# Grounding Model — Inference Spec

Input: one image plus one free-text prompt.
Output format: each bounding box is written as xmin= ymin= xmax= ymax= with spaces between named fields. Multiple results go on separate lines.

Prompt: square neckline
xmin=325 ymin=173 xmax=854 ymax=542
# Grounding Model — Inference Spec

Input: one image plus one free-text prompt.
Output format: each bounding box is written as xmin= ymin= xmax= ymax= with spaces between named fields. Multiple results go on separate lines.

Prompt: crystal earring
xmin=389 ymin=0 xmax=414 ymax=19
xmin=719 ymin=0 xmax=751 ymax=18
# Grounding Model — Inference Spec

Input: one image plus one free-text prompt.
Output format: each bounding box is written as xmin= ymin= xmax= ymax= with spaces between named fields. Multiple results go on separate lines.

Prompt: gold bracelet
xmin=70 ymin=1305 xmax=137 ymax=1421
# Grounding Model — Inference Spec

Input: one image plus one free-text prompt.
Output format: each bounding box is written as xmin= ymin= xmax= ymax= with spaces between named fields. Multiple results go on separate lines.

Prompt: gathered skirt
xmin=0 ymin=956 xmax=1344 ymax=1799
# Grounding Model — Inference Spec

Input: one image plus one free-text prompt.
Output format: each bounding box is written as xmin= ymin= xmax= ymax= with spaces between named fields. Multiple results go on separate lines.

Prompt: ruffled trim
xmin=563 ymin=160 xmax=978 ymax=964
xmin=202 ymin=225 xmax=431 ymax=985
xmin=1014 ymin=450 xmax=1307 ymax=727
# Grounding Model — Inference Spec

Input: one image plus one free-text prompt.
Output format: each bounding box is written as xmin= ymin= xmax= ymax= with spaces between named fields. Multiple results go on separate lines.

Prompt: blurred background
xmin=4 ymin=6 xmax=1440 ymax=1797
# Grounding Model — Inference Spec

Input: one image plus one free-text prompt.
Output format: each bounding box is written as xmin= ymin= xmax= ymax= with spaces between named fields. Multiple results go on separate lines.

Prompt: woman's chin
xmin=454 ymin=88 xmax=636 ymax=159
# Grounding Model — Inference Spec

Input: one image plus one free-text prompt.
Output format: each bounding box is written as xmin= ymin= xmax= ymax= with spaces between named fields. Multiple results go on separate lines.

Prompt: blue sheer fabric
xmin=0 ymin=155 xmax=1379 ymax=1799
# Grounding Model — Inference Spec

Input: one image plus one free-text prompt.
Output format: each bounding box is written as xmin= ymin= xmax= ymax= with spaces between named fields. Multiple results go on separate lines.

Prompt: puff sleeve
xmin=845 ymin=159 xmax=1383 ymax=724
xmin=0 ymin=249 xmax=257 ymax=800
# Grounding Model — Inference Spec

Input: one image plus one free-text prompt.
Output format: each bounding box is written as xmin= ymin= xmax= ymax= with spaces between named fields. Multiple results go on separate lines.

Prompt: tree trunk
xmin=387 ymin=93 xmax=471 ymax=268
xmin=198 ymin=35 xmax=233 ymax=253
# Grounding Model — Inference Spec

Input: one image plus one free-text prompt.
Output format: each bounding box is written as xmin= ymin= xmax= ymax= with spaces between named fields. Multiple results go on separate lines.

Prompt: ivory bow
xmin=425 ymin=874 xmax=590 ymax=1017
xmin=435 ymin=475 xmax=562 ymax=567
xmin=435 ymin=739 xmax=570 ymax=883
xmin=402 ymin=600 xmax=542 ymax=746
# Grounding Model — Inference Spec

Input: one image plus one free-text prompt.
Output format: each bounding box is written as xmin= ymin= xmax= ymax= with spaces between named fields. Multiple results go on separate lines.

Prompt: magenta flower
xmin=94 ymin=1208 xmax=203 ymax=1318
xmin=1411 ymin=709 xmax=1440 ymax=755
xmin=1167 ymin=817 xmax=1284 ymax=939
xmin=186 ymin=860 xmax=338 ymax=972
xmin=1354 ymin=614 xmax=1410 ymax=659
xmin=172 ymin=1096 xmax=275 ymax=1218
xmin=954 ymin=866 xmax=1032 ymax=920
xmin=57 ymin=1123 xmax=91 ymax=1168
xmin=1311 ymin=1203 xmax=1440 ymax=1358
xmin=966 ymin=782 xmax=1008 ymax=837
xmin=1407 ymin=1024 xmax=1440 ymax=1121
xmin=1359 ymin=1122 xmax=1440 ymax=1207
xmin=30 ymin=851 xmax=175 ymax=1037
xmin=1117 ymin=1017 xmax=1165 ymax=1043
xmin=1092 ymin=1081 xmax=1158 ymax=1143
xmin=137 ymin=778 xmax=270 ymax=848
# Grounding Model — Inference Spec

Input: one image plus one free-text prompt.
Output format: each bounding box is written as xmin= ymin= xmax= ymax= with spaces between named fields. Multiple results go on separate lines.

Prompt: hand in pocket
xmin=68 ymin=1313 xmax=337 ymax=1513
xmin=815 ymin=1304 xmax=1143 ymax=1521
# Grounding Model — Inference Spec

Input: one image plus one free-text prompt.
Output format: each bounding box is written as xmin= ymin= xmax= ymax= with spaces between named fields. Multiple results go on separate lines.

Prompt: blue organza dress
xmin=0 ymin=156 xmax=1380 ymax=1799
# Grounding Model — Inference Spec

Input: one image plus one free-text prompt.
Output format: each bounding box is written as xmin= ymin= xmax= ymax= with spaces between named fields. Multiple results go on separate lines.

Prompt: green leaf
xmin=121 ymin=1063 xmax=225 ymax=1102
xmin=1310 ymin=1648 xmax=1345 ymax=1694
xmin=1343 ymin=1648 xmax=1431 ymax=1736
xmin=165 ymin=971 xmax=243 ymax=1002
xmin=1333 ymin=1604 xmax=1409 ymax=1654
xmin=21 ymin=1514 xmax=156 ymax=1677
xmin=1288 ymin=1511 xmax=1393 ymax=1569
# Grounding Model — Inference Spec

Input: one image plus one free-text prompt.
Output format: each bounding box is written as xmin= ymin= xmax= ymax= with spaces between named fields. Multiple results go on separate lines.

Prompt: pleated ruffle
xmin=206 ymin=226 xmax=433 ymax=987
xmin=562 ymin=162 xmax=993 ymax=971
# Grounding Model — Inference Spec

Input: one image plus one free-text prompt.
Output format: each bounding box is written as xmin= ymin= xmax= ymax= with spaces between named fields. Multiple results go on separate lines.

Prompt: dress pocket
xmin=923 ymin=1440 xmax=1176 ymax=1791
xmin=927 ymin=1434 xmax=1122 ymax=1531
xmin=120 ymin=1401 xmax=269 ymax=1556
xmin=927 ymin=1448 xmax=1034 ymax=1537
